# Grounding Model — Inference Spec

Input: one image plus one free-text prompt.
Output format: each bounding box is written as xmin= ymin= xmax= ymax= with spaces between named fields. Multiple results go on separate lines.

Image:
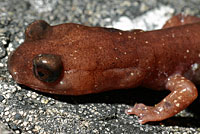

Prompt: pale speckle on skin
xmin=170 ymin=94 xmax=173 ymax=98
xmin=176 ymin=103 xmax=180 ymax=107
xmin=186 ymin=87 xmax=193 ymax=93
xmin=172 ymin=33 xmax=175 ymax=38
xmin=127 ymin=109 xmax=133 ymax=113
xmin=198 ymin=53 xmax=200 ymax=58
xmin=69 ymin=54 xmax=73 ymax=57
xmin=180 ymin=77 xmax=185 ymax=80
xmin=119 ymin=32 xmax=122 ymax=35
xmin=133 ymin=37 xmax=136 ymax=40
xmin=180 ymin=88 xmax=187 ymax=93
xmin=174 ymin=100 xmax=177 ymax=103
xmin=158 ymin=107 xmax=164 ymax=112
xmin=178 ymin=84 xmax=184 ymax=87
xmin=145 ymin=41 xmax=149 ymax=44
xmin=130 ymin=72 xmax=134 ymax=76
xmin=115 ymin=57 xmax=118 ymax=60
xmin=170 ymin=91 xmax=176 ymax=98
xmin=60 ymin=81 xmax=64 ymax=85
xmin=139 ymin=113 xmax=144 ymax=116
xmin=128 ymin=36 xmax=132 ymax=38
xmin=178 ymin=96 xmax=182 ymax=100
xmin=163 ymin=99 xmax=166 ymax=102
xmin=124 ymin=52 xmax=127 ymax=55
xmin=154 ymin=110 xmax=160 ymax=114
xmin=177 ymin=81 xmax=181 ymax=84
xmin=14 ymin=72 xmax=18 ymax=75
xmin=184 ymin=56 xmax=187 ymax=59
xmin=191 ymin=63 xmax=199 ymax=71
xmin=74 ymin=50 xmax=78 ymax=53
xmin=186 ymin=49 xmax=190 ymax=53
xmin=180 ymin=80 xmax=185 ymax=82
xmin=66 ymin=70 xmax=75 ymax=74
xmin=74 ymin=57 xmax=77 ymax=60
xmin=42 ymin=60 xmax=47 ymax=64
xmin=162 ymin=43 xmax=165 ymax=46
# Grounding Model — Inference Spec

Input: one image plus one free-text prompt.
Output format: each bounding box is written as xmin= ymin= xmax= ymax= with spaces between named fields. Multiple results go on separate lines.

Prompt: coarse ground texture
xmin=1 ymin=0 xmax=200 ymax=134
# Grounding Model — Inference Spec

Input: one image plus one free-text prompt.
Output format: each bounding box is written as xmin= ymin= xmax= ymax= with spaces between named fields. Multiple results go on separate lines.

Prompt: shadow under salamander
xmin=21 ymin=84 xmax=200 ymax=127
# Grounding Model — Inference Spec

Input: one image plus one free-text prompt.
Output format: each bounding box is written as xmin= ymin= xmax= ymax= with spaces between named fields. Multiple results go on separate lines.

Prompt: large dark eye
xmin=33 ymin=54 xmax=63 ymax=82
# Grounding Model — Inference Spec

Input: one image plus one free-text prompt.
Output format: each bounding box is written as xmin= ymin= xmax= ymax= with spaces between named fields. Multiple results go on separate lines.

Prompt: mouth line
xmin=22 ymin=84 xmax=63 ymax=95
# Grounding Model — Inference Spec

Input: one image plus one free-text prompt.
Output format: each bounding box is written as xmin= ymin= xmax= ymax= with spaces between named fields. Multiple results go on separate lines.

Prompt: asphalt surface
xmin=1 ymin=0 xmax=200 ymax=133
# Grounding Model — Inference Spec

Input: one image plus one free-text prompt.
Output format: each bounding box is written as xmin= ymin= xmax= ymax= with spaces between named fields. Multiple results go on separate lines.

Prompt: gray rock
xmin=1 ymin=0 xmax=200 ymax=133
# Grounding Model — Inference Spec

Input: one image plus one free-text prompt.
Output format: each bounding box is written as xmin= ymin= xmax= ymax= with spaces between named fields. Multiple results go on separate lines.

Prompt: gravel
xmin=1 ymin=0 xmax=200 ymax=133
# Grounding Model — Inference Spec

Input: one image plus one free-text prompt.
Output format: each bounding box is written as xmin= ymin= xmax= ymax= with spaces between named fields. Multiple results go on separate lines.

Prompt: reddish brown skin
xmin=8 ymin=14 xmax=200 ymax=124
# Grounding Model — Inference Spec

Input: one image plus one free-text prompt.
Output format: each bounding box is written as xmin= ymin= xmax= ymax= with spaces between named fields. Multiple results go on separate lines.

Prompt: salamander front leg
xmin=125 ymin=74 xmax=198 ymax=124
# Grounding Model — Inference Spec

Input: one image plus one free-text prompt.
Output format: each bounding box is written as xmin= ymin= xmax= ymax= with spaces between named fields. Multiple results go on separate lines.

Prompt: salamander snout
xmin=7 ymin=51 xmax=20 ymax=82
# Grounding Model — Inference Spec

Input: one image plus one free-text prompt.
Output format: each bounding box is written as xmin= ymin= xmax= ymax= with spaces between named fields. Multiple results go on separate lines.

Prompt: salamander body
xmin=8 ymin=14 xmax=200 ymax=124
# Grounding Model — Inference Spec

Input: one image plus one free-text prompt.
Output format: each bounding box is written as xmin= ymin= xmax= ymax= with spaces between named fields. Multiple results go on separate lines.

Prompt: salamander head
xmin=8 ymin=20 xmax=94 ymax=95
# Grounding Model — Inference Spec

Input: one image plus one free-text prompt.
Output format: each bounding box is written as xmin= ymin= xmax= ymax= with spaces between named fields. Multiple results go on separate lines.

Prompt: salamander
xmin=8 ymin=14 xmax=200 ymax=124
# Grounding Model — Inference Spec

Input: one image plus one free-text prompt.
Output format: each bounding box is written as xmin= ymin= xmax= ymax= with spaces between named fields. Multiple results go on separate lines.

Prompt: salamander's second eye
xmin=33 ymin=54 xmax=63 ymax=82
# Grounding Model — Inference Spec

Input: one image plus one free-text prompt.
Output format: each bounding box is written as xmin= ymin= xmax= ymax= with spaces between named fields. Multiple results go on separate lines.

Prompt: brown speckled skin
xmin=8 ymin=14 xmax=200 ymax=124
